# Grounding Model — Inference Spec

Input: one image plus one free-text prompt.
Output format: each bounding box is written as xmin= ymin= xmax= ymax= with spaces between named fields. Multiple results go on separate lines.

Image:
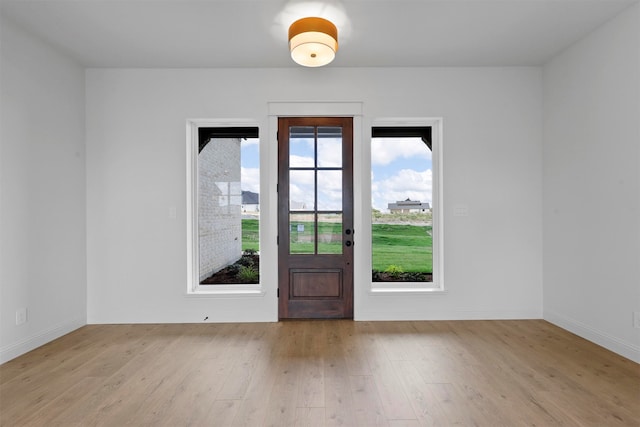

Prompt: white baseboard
xmin=355 ymin=309 xmax=542 ymax=321
xmin=0 ymin=316 xmax=86 ymax=364
xmin=544 ymin=310 xmax=640 ymax=363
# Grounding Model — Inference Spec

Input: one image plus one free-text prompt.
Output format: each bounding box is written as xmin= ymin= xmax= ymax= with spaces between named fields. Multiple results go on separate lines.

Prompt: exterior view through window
xmin=288 ymin=125 xmax=344 ymax=255
xmin=198 ymin=127 xmax=260 ymax=285
xmin=371 ymin=127 xmax=433 ymax=282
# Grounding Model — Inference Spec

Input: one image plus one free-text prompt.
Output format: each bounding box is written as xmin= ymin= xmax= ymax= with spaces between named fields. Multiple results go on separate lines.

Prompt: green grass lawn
xmin=241 ymin=219 xmax=259 ymax=252
xmin=242 ymin=219 xmax=432 ymax=273
xmin=372 ymin=223 xmax=432 ymax=273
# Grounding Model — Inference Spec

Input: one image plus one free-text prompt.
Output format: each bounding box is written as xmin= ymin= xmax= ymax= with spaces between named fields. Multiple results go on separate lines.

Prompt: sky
xmin=240 ymin=136 xmax=432 ymax=213
xmin=240 ymin=138 xmax=260 ymax=195
xmin=371 ymin=137 xmax=432 ymax=212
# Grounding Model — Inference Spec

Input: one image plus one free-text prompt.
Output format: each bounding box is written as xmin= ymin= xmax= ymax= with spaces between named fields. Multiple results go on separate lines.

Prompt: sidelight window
xmin=370 ymin=124 xmax=443 ymax=290
xmin=188 ymin=125 xmax=261 ymax=291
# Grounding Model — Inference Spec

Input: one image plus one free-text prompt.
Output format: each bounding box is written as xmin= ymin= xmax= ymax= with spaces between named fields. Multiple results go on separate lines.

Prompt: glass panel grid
xmin=289 ymin=124 xmax=344 ymax=255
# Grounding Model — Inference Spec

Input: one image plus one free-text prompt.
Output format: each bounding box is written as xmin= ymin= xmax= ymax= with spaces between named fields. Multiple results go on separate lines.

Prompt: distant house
xmin=242 ymin=190 xmax=259 ymax=212
xmin=388 ymin=198 xmax=430 ymax=213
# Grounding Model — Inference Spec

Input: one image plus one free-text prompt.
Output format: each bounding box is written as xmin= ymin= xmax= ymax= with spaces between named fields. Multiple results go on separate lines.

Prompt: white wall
xmin=86 ymin=66 xmax=543 ymax=323
xmin=542 ymin=4 xmax=640 ymax=362
xmin=0 ymin=17 xmax=86 ymax=363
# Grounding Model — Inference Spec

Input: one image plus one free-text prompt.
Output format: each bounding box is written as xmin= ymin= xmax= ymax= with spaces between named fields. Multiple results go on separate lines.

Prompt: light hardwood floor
xmin=1 ymin=320 xmax=638 ymax=426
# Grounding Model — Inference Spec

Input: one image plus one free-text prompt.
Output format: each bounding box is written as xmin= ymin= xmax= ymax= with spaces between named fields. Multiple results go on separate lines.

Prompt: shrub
xmin=384 ymin=264 xmax=404 ymax=278
xmin=237 ymin=265 xmax=259 ymax=283
xmin=237 ymin=255 xmax=254 ymax=267
xmin=226 ymin=263 xmax=240 ymax=275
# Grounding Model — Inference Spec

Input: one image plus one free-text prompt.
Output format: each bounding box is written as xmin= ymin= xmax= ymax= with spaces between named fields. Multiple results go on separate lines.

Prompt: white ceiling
xmin=1 ymin=0 xmax=637 ymax=68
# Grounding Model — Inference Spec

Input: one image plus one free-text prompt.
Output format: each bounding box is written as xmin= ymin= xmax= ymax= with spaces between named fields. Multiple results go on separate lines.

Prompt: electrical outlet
xmin=16 ymin=308 xmax=27 ymax=325
xmin=633 ymin=312 xmax=640 ymax=329
xmin=453 ymin=204 xmax=469 ymax=217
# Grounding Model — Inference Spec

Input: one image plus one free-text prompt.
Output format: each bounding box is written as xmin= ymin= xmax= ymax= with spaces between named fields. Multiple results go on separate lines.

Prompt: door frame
xmin=277 ymin=117 xmax=354 ymax=319
xmin=267 ymin=102 xmax=363 ymax=320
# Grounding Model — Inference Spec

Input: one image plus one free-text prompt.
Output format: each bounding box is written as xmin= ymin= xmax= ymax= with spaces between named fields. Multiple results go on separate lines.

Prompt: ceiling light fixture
xmin=288 ymin=17 xmax=338 ymax=67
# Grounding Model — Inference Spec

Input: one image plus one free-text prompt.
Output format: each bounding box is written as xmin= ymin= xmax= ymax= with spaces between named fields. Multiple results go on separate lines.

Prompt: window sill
xmin=186 ymin=284 xmax=266 ymax=298
xmin=369 ymin=283 xmax=446 ymax=296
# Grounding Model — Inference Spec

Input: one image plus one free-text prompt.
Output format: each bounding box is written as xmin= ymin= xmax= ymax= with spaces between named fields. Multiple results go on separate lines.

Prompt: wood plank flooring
xmin=1 ymin=320 xmax=638 ymax=426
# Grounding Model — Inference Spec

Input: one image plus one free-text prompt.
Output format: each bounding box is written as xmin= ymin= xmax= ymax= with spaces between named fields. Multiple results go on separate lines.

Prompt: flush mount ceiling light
xmin=288 ymin=17 xmax=338 ymax=67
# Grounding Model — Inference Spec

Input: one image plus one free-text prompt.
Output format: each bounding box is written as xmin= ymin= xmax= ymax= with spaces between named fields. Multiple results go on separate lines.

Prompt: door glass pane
xmin=317 ymin=170 xmax=342 ymax=210
xmin=290 ymin=126 xmax=315 ymax=167
xmin=290 ymin=213 xmax=315 ymax=254
xmin=318 ymin=213 xmax=343 ymax=254
xmin=317 ymin=126 xmax=342 ymax=167
xmin=289 ymin=170 xmax=315 ymax=210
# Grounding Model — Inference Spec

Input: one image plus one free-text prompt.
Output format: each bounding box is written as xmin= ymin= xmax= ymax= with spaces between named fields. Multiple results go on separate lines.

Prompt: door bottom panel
xmin=290 ymin=269 xmax=343 ymax=299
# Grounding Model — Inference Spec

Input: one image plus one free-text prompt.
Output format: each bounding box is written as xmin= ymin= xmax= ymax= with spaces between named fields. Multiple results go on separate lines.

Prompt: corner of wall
xmin=541 ymin=2 xmax=640 ymax=362
xmin=1 ymin=14 xmax=88 ymax=363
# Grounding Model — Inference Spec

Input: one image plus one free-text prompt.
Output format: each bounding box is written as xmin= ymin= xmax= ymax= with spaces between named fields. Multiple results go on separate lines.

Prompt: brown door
xmin=278 ymin=117 xmax=354 ymax=319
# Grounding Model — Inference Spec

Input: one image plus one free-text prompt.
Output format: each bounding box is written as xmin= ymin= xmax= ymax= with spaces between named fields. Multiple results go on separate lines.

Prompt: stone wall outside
xmin=198 ymin=138 xmax=242 ymax=282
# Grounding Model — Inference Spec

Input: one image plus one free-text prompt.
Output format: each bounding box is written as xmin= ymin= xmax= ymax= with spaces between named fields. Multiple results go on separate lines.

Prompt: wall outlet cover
xmin=453 ymin=204 xmax=469 ymax=217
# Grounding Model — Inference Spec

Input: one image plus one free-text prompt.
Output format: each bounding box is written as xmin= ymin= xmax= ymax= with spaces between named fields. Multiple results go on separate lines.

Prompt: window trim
xmin=369 ymin=118 xmax=444 ymax=293
xmin=186 ymin=119 xmax=264 ymax=296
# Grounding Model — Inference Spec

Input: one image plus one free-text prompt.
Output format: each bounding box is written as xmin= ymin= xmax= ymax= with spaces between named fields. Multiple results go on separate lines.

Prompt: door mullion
xmin=313 ymin=126 xmax=319 ymax=255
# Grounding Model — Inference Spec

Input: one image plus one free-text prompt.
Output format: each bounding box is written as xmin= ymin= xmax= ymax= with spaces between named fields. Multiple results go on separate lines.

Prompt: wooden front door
xmin=278 ymin=117 xmax=354 ymax=319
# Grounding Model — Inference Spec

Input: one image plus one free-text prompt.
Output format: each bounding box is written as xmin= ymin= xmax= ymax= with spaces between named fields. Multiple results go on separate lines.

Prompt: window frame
xmin=369 ymin=118 xmax=444 ymax=294
xmin=186 ymin=119 xmax=264 ymax=296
